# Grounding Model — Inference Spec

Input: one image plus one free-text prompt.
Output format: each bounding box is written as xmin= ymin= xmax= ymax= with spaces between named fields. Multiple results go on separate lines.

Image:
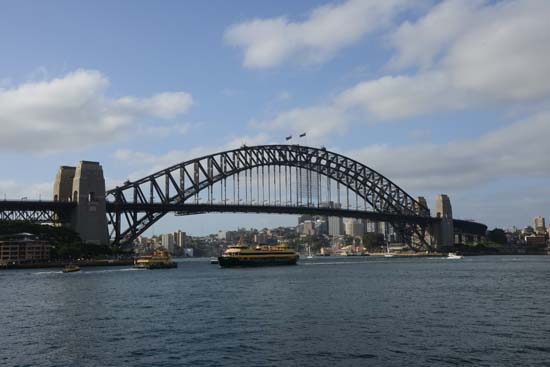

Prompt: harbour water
xmin=2 ymin=256 xmax=550 ymax=366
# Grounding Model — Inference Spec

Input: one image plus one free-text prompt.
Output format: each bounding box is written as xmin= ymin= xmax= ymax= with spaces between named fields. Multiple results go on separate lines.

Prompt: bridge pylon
xmin=53 ymin=161 xmax=109 ymax=245
xmin=432 ymin=194 xmax=454 ymax=250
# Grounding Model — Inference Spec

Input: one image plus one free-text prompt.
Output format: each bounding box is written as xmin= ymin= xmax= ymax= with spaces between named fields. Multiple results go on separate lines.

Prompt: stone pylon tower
xmin=415 ymin=196 xmax=428 ymax=214
xmin=53 ymin=161 xmax=109 ymax=245
xmin=433 ymin=194 xmax=454 ymax=249
xmin=412 ymin=196 xmax=431 ymax=248
xmin=53 ymin=166 xmax=76 ymax=202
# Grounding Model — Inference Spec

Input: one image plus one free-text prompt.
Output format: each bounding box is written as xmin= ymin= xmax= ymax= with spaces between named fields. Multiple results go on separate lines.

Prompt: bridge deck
xmin=0 ymin=200 xmax=487 ymax=236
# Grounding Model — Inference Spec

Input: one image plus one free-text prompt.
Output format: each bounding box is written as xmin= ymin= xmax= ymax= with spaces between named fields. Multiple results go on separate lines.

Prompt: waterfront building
xmin=328 ymin=216 xmax=343 ymax=236
xmin=161 ymin=233 xmax=176 ymax=254
xmin=522 ymin=226 xmax=535 ymax=236
xmin=534 ymin=216 xmax=546 ymax=235
xmin=314 ymin=219 xmax=327 ymax=236
xmin=302 ymin=220 xmax=315 ymax=236
xmin=255 ymin=232 xmax=275 ymax=245
xmin=0 ymin=233 xmax=51 ymax=264
xmin=345 ymin=219 xmax=365 ymax=237
xmin=525 ymin=235 xmax=547 ymax=247
xmin=298 ymin=214 xmax=313 ymax=224
xmin=225 ymin=231 xmax=240 ymax=243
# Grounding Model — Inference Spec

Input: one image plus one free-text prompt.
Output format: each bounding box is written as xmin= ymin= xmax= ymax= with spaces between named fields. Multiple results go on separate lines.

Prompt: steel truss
xmin=107 ymin=145 xmax=433 ymax=249
xmin=0 ymin=201 xmax=74 ymax=224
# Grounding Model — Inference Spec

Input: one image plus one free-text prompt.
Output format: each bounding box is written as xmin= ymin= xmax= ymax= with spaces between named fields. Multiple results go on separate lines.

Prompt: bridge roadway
xmin=0 ymin=200 xmax=487 ymax=235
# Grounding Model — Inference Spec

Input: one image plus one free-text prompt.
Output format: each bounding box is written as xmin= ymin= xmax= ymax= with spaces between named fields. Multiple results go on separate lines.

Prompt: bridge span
xmin=0 ymin=144 xmax=487 ymax=250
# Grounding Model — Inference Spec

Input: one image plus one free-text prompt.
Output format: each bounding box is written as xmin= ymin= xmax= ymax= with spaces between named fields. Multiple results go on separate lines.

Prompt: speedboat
xmin=447 ymin=252 xmax=463 ymax=259
xmin=210 ymin=257 xmax=219 ymax=264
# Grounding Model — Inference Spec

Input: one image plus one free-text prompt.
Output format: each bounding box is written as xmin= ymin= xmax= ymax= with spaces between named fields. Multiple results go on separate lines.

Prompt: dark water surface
xmin=2 ymin=256 xmax=550 ymax=366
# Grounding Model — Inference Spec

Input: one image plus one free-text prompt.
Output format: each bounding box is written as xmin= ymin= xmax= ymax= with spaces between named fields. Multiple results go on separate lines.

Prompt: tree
xmin=487 ymin=228 xmax=507 ymax=245
xmin=362 ymin=232 xmax=385 ymax=251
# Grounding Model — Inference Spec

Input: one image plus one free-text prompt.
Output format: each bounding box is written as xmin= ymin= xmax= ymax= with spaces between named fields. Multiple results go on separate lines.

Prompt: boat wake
xmin=83 ymin=267 xmax=138 ymax=274
xmin=33 ymin=271 xmax=63 ymax=275
xmin=301 ymin=261 xmax=368 ymax=266
xmin=33 ymin=267 xmax=137 ymax=275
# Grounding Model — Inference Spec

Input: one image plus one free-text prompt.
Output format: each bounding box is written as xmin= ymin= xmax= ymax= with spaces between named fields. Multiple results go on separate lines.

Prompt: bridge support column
xmin=432 ymin=194 xmax=454 ymax=251
xmin=54 ymin=161 xmax=109 ymax=245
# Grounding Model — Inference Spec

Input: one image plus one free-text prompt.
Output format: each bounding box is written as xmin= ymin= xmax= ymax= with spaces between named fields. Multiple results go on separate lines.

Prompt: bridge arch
xmin=106 ymin=145 xmax=431 ymax=247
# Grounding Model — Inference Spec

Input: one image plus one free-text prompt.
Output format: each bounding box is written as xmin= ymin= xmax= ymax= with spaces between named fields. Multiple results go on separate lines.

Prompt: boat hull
xmin=63 ymin=268 xmax=80 ymax=273
xmin=134 ymin=262 xmax=178 ymax=269
xmin=218 ymin=256 xmax=298 ymax=268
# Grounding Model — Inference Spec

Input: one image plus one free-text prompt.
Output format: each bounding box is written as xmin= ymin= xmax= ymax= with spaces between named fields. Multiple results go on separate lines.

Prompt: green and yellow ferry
xmin=218 ymin=241 xmax=299 ymax=268
xmin=134 ymin=250 xmax=178 ymax=269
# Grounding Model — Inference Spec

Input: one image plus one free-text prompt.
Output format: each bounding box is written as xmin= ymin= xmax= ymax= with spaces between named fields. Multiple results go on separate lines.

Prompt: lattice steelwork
xmin=106 ymin=145 xmax=431 ymax=248
xmin=0 ymin=200 xmax=74 ymax=224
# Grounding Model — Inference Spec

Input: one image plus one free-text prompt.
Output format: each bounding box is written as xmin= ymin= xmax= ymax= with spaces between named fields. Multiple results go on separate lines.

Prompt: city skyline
xmin=1 ymin=0 xmax=549 ymax=235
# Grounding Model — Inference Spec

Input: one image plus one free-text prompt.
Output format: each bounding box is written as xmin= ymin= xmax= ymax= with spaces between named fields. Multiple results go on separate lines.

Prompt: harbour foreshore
xmin=0 ymin=259 xmax=133 ymax=270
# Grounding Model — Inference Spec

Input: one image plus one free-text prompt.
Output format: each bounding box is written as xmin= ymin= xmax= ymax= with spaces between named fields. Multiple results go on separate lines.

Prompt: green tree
xmin=362 ymin=232 xmax=385 ymax=251
xmin=487 ymin=228 xmax=507 ymax=245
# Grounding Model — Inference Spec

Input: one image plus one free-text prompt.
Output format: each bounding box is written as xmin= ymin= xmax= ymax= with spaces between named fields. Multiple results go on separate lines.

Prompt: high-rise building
xmin=534 ymin=216 xmax=546 ymax=234
xmin=328 ymin=216 xmax=343 ymax=236
xmin=302 ymin=220 xmax=315 ymax=236
xmin=318 ymin=201 xmax=343 ymax=237
xmin=345 ymin=219 xmax=365 ymax=237
xmin=161 ymin=233 xmax=175 ymax=253
xmin=174 ymin=230 xmax=186 ymax=254
xmin=298 ymin=214 xmax=313 ymax=224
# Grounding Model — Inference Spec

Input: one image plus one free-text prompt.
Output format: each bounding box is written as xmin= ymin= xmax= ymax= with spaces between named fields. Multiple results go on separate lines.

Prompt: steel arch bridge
xmin=106 ymin=144 xmax=434 ymax=249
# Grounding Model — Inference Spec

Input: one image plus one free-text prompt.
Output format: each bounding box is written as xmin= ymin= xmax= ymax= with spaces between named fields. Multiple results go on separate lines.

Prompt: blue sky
xmin=1 ymin=0 xmax=549 ymax=235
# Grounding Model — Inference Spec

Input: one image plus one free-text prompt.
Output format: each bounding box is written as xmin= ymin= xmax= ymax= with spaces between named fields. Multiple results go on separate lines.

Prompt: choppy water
xmin=1 ymin=256 xmax=550 ymax=366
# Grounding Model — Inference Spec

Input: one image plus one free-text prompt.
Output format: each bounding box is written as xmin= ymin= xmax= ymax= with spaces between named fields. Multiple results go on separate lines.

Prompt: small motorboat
xmin=210 ymin=257 xmax=219 ymax=264
xmin=447 ymin=252 xmax=463 ymax=259
xmin=63 ymin=264 xmax=81 ymax=273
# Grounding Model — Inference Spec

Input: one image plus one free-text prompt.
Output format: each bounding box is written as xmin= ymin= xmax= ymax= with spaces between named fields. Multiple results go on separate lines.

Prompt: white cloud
xmin=135 ymin=123 xmax=192 ymax=138
xmin=387 ymin=0 xmax=485 ymax=70
xmin=352 ymin=0 xmax=550 ymax=119
xmin=0 ymin=180 xmax=52 ymax=200
xmin=114 ymin=92 xmax=192 ymax=119
xmin=336 ymin=71 xmax=465 ymax=119
xmin=347 ymin=110 xmax=550 ymax=191
xmin=0 ymin=69 xmax=193 ymax=153
xmin=225 ymin=0 xmax=415 ymax=68
xmin=260 ymin=0 xmax=550 ymax=133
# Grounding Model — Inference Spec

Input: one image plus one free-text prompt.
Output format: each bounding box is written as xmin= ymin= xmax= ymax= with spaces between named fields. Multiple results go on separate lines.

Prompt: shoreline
xmin=0 ymin=259 xmax=133 ymax=270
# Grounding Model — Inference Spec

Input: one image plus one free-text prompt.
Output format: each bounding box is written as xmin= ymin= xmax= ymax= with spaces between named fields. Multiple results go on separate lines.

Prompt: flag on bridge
xmin=285 ymin=135 xmax=292 ymax=141
xmin=299 ymin=132 xmax=306 ymax=137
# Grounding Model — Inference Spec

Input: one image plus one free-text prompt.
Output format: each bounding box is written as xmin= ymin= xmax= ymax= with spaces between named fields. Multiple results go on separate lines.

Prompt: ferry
xmin=218 ymin=241 xmax=299 ymax=267
xmin=63 ymin=264 xmax=81 ymax=273
xmin=134 ymin=250 xmax=178 ymax=269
